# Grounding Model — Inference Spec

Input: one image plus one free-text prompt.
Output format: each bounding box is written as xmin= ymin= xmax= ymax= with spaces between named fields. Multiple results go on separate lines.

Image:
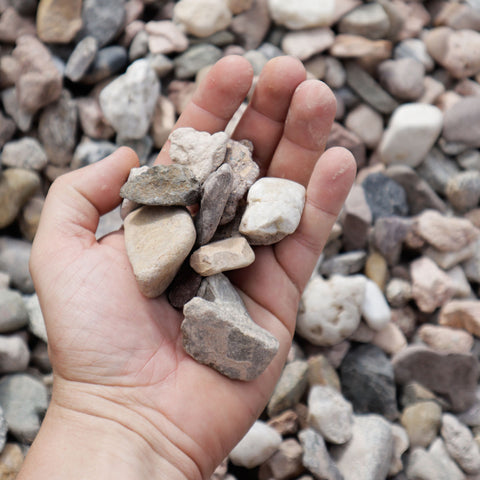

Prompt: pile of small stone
xmin=1 ymin=0 xmax=480 ymax=478
xmin=120 ymin=126 xmax=306 ymax=380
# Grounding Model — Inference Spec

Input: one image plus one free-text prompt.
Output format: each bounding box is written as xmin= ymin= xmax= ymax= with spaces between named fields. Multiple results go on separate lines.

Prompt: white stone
xmin=296 ymin=274 xmax=366 ymax=346
xmin=361 ymin=278 xmax=391 ymax=331
xmin=169 ymin=127 xmax=229 ymax=184
xmin=268 ymin=0 xmax=336 ymax=29
xmin=379 ymin=103 xmax=443 ymax=168
xmin=307 ymin=385 xmax=353 ymax=445
xmin=99 ymin=59 xmax=160 ymax=140
xmin=24 ymin=294 xmax=47 ymax=343
xmin=447 ymin=265 xmax=473 ymax=298
xmin=239 ymin=178 xmax=305 ymax=246
xmin=229 ymin=421 xmax=282 ymax=468
xmin=429 ymin=438 xmax=465 ymax=480
xmin=173 ymin=0 xmax=233 ymax=38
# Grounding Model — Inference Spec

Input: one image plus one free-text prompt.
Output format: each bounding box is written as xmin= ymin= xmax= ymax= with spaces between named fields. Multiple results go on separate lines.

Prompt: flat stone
xmin=400 ymin=401 xmax=442 ymax=448
xmin=361 ymin=278 xmax=391 ymax=331
xmin=173 ymin=0 xmax=232 ymax=38
xmin=229 ymin=421 xmax=281 ymax=468
xmin=99 ymin=59 xmax=159 ymax=140
xmin=0 ymin=290 xmax=28 ymax=333
xmin=65 ymin=36 xmax=98 ymax=82
xmin=331 ymin=34 xmax=392 ymax=62
xmin=340 ymin=344 xmax=398 ymax=420
xmin=174 ymin=44 xmax=223 ymax=79
xmin=267 ymin=0 xmax=335 ymax=29
xmin=405 ymin=447 xmax=451 ymax=480
xmin=379 ymin=103 xmax=443 ymax=168
xmin=378 ymin=58 xmax=425 ymax=101
xmin=190 ymin=237 xmax=255 ymax=276
xmin=393 ymin=345 xmax=479 ymax=412
xmin=195 ymin=164 xmax=234 ymax=246
xmin=37 ymin=0 xmax=82 ymax=44
xmin=446 ymin=170 xmax=480 ymax=212
xmin=0 ymin=335 xmax=30 ymax=374
xmin=330 ymin=414 xmax=394 ymax=480
xmin=394 ymin=38 xmax=435 ymax=71
xmin=258 ymin=438 xmax=304 ymax=480
xmin=239 ymin=177 xmax=305 ymax=245
xmin=1 ymin=87 xmax=33 ymax=132
xmin=0 ymin=374 xmax=48 ymax=443
xmin=182 ymin=296 xmax=279 ymax=381
xmin=418 ymin=324 xmax=474 ymax=354
xmin=196 ymin=273 xmax=247 ymax=307
xmin=1 ymin=138 xmax=47 ymax=171
xmin=442 ymin=413 xmax=480 ymax=474
xmin=151 ymin=95 xmax=176 ymax=149
xmin=439 ymin=299 xmax=480 ymax=338
xmin=372 ymin=322 xmax=407 ymax=356
xmin=338 ymin=2 xmax=390 ymax=39
xmin=167 ymin=262 xmax=202 ymax=310
xmin=120 ymin=164 xmax=201 ymax=207
xmin=319 ymin=251 xmax=366 ymax=277
xmin=364 ymin=251 xmax=388 ymax=291
xmin=169 ymin=127 xmax=229 ymax=184
xmin=298 ymin=428 xmax=343 ymax=480
xmin=296 ymin=274 xmax=366 ymax=346
xmin=0 ymin=238 xmax=33 ymax=294
xmin=281 ymin=28 xmax=335 ymax=61
xmin=267 ymin=360 xmax=309 ymax=418
xmin=307 ymin=385 xmax=353 ymax=444
xmin=124 ymin=206 xmax=196 ymax=298
xmin=443 ymin=97 xmax=480 ymax=148
xmin=417 ymin=148 xmax=459 ymax=196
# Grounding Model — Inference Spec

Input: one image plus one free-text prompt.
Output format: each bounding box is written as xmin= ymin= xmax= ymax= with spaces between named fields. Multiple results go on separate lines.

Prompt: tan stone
xmin=37 ymin=0 xmax=83 ymax=44
xmin=151 ymin=95 xmax=176 ymax=149
xmin=330 ymin=34 xmax=392 ymax=60
xmin=418 ymin=324 xmax=474 ymax=354
xmin=372 ymin=322 xmax=407 ymax=355
xmin=307 ymin=354 xmax=341 ymax=391
xmin=401 ymin=401 xmax=442 ymax=448
xmin=190 ymin=237 xmax=254 ymax=276
xmin=0 ymin=443 xmax=24 ymax=479
xmin=365 ymin=251 xmax=388 ymax=291
xmin=124 ymin=206 xmax=196 ymax=298
xmin=439 ymin=300 xmax=480 ymax=338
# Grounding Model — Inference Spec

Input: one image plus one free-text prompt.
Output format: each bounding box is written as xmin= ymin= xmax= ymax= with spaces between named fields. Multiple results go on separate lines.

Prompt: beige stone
xmin=401 ymin=401 xmax=442 ymax=448
xmin=124 ymin=206 xmax=196 ymax=298
xmin=330 ymin=34 xmax=392 ymax=61
xmin=37 ymin=0 xmax=83 ymax=44
xmin=439 ymin=300 xmax=480 ymax=338
xmin=190 ymin=237 xmax=254 ymax=276
xmin=418 ymin=324 xmax=474 ymax=354
xmin=372 ymin=322 xmax=407 ymax=356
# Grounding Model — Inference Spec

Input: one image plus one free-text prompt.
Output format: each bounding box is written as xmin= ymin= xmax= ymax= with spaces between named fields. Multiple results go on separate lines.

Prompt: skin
xmin=18 ymin=56 xmax=356 ymax=480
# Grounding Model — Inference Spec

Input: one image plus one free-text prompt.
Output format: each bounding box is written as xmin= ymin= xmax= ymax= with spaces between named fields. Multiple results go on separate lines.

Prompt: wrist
xmin=18 ymin=377 xmax=203 ymax=480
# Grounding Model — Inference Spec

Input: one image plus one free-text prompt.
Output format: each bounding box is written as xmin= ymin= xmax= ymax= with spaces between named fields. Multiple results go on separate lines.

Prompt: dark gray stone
xmin=340 ymin=344 xmax=398 ymax=420
xmin=0 ymin=289 xmax=28 ymax=333
xmin=81 ymin=46 xmax=128 ymax=84
xmin=362 ymin=173 xmax=409 ymax=221
xmin=120 ymin=164 xmax=201 ymax=206
xmin=65 ymin=36 xmax=98 ymax=82
xmin=167 ymin=261 xmax=202 ymax=310
xmin=195 ymin=164 xmax=233 ymax=245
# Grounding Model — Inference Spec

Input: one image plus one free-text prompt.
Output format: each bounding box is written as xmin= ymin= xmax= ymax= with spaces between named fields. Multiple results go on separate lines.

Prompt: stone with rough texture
xmin=81 ymin=46 xmax=128 ymax=85
xmin=71 ymin=139 xmax=117 ymax=170
xmin=308 ymin=385 xmax=353 ymax=444
xmin=37 ymin=0 xmax=82 ymax=43
xmin=120 ymin=164 xmax=200 ymax=207
xmin=190 ymin=237 xmax=255 ymax=276
xmin=169 ymin=128 xmax=229 ymax=184
xmin=439 ymin=299 xmax=480 ymax=338
xmin=296 ymin=274 xmax=366 ymax=346
xmin=0 ymin=290 xmax=28 ymax=333
xmin=65 ymin=36 xmax=98 ymax=82
xmin=326 ymin=122 xmax=366 ymax=169
xmin=361 ymin=278 xmax=391 ymax=331
xmin=393 ymin=345 xmax=479 ymax=412
xmin=239 ymin=177 xmax=305 ymax=245
xmin=379 ymin=103 xmax=443 ymax=168
xmin=371 ymin=216 xmax=412 ymax=266
xmin=267 ymin=410 xmax=299 ymax=437
xmin=258 ymin=438 xmax=304 ymax=480
xmin=410 ymin=256 xmax=454 ymax=313
xmin=1 ymin=138 xmax=47 ymax=171
xmin=441 ymin=413 xmax=480 ymax=474
xmin=100 ymin=59 xmax=159 ymax=140
xmin=229 ymin=421 xmax=282 ymax=468
xmin=173 ymin=0 xmax=232 ymax=38
xmin=152 ymin=96 xmax=176 ymax=149
xmin=340 ymin=344 xmax=398 ymax=420
xmin=400 ymin=401 xmax=442 ymax=448
xmin=298 ymin=428 xmax=343 ymax=480
xmin=124 ymin=206 xmax=196 ymax=298
xmin=268 ymin=0 xmax=335 ymax=29
xmin=183 ymin=296 xmax=279 ymax=381
xmin=195 ymin=164 xmax=234 ymax=246
xmin=0 ymin=374 xmax=48 ymax=443
xmin=1 ymin=88 xmax=33 ymax=132
xmin=330 ymin=414 xmax=394 ymax=480
xmin=268 ymin=360 xmax=309 ymax=418
xmin=281 ymin=28 xmax=335 ymax=61
xmin=418 ymin=324 xmax=474 ymax=354
xmin=77 ymin=97 xmax=115 ymax=140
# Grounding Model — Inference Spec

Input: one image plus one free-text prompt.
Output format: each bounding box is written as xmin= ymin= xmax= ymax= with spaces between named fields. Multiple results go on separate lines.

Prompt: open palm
xmin=28 ymin=56 xmax=356 ymax=479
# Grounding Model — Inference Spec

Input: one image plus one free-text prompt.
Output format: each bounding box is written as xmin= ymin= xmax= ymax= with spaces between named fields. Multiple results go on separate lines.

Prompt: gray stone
xmin=0 ymin=110 xmax=16 ymax=149
xmin=65 ymin=36 xmax=98 ymax=82
xmin=1 ymin=138 xmax=48 ymax=171
xmin=81 ymin=46 xmax=128 ymax=84
xmin=298 ymin=428 xmax=343 ymax=480
xmin=25 ymin=294 xmax=48 ymax=343
xmin=0 ymin=289 xmax=28 ymax=333
xmin=320 ymin=251 xmax=367 ymax=277
xmin=0 ymin=238 xmax=33 ymax=293
xmin=267 ymin=360 xmax=309 ymax=417
xmin=378 ymin=58 xmax=425 ymax=100
xmin=129 ymin=30 xmax=149 ymax=61
xmin=416 ymin=148 xmax=460 ymax=195
xmin=340 ymin=344 xmax=398 ymax=420
xmin=393 ymin=345 xmax=479 ymax=412
xmin=394 ymin=38 xmax=435 ymax=71
xmin=1 ymin=87 xmax=33 ymax=132
xmin=120 ymin=164 xmax=201 ymax=207
xmin=330 ymin=414 xmax=394 ymax=480
xmin=173 ymin=44 xmax=223 ymax=79
xmin=0 ymin=374 xmax=48 ymax=443
xmin=182 ymin=296 xmax=279 ymax=381
xmin=70 ymin=138 xmax=117 ymax=170
xmin=196 ymin=273 xmax=246 ymax=308
xmin=230 ymin=0 xmax=271 ymax=50
xmin=117 ymin=135 xmax=153 ymax=166
xmin=338 ymin=2 xmax=390 ymax=39
xmin=446 ymin=171 xmax=480 ymax=212
xmin=443 ymin=97 xmax=480 ymax=148
xmin=0 ymin=335 xmax=30 ymax=374
xmin=77 ymin=0 xmax=126 ymax=48
xmin=195 ymin=164 xmax=234 ymax=246
xmin=458 ymin=149 xmax=480 ymax=171
xmin=371 ymin=216 xmax=412 ymax=266
xmin=326 ymin=122 xmax=366 ymax=169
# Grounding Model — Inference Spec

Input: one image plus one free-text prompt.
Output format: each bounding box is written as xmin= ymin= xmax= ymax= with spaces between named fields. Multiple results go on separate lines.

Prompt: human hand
xmin=20 ymin=55 xmax=356 ymax=480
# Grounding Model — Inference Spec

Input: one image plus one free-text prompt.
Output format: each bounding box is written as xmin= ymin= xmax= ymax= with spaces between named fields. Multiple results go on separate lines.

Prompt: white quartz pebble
xmin=361 ymin=279 xmax=391 ymax=331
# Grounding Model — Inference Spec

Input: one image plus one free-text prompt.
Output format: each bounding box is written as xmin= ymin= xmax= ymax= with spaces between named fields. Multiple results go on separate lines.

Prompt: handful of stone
xmin=120 ymin=127 xmax=306 ymax=381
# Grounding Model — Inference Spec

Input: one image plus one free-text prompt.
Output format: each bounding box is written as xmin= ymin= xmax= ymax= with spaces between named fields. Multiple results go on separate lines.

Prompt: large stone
xmin=36 ymin=0 xmax=82 ymax=43
xmin=169 ymin=128 xmax=229 ymax=184
xmin=379 ymin=103 xmax=443 ymax=168
xmin=120 ymin=164 xmax=200 ymax=207
xmin=190 ymin=237 xmax=255 ymax=276
xmin=267 ymin=0 xmax=336 ymax=29
xmin=1 ymin=138 xmax=48 ymax=171
xmin=124 ymin=206 xmax=196 ymax=298
xmin=393 ymin=345 xmax=479 ymax=412
xmin=182 ymin=295 xmax=279 ymax=381
xmin=296 ymin=274 xmax=366 ymax=346
xmin=99 ymin=59 xmax=159 ymax=140
xmin=239 ymin=177 xmax=305 ymax=245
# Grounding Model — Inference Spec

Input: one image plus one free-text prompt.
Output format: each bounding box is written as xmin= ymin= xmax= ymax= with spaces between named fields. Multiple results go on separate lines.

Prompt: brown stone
xmin=0 ymin=7 xmax=35 ymax=43
xmin=267 ymin=410 xmax=299 ymax=436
